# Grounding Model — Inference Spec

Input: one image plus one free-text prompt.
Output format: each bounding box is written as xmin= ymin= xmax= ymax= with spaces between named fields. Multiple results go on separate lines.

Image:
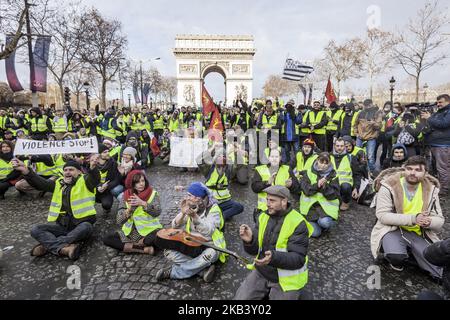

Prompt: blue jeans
xmin=164 ymin=248 xmax=219 ymax=280
xmin=340 ymin=183 xmax=353 ymax=204
xmin=30 ymin=222 xmax=94 ymax=255
xmin=282 ymin=141 xmax=299 ymax=164
xmin=357 ymin=138 xmax=377 ymax=172
xmin=219 ymin=199 xmax=244 ymax=220
xmin=111 ymin=185 xmax=124 ymax=199
xmin=310 ymin=217 xmax=336 ymax=238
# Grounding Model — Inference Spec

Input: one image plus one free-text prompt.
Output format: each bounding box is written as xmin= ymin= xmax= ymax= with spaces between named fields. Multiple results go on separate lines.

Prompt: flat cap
xmin=263 ymin=185 xmax=291 ymax=199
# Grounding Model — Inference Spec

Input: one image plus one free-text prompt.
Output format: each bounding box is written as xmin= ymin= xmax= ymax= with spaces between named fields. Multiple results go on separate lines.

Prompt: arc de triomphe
xmin=173 ymin=35 xmax=256 ymax=108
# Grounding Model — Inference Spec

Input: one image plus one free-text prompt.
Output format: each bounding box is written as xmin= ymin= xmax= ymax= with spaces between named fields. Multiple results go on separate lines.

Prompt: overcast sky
xmin=1 ymin=0 xmax=449 ymax=103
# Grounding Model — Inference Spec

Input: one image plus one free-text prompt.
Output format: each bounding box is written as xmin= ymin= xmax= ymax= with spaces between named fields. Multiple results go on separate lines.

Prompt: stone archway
xmin=174 ymin=35 xmax=256 ymax=108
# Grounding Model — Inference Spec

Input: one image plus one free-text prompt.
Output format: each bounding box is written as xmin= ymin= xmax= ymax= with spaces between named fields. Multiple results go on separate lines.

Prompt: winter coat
xmin=370 ymin=167 xmax=445 ymax=259
xmin=424 ymin=105 xmax=450 ymax=147
xmin=355 ymin=107 xmax=384 ymax=141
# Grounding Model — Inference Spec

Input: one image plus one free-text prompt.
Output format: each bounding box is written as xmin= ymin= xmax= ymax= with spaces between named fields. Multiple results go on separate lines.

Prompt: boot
xmin=30 ymin=244 xmax=47 ymax=257
xmin=155 ymin=267 xmax=172 ymax=281
xmin=203 ymin=264 xmax=216 ymax=283
xmin=340 ymin=202 xmax=350 ymax=211
xmin=59 ymin=244 xmax=81 ymax=261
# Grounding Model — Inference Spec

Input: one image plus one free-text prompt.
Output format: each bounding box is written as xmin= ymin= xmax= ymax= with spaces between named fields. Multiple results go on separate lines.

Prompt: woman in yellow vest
xmin=235 ymin=185 xmax=313 ymax=300
xmin=0 ymin=141 xmax=21 ymax=200
xmin=298 ymin=152 xmax=341 ymax=238
xmin=13 ymin=156 xmax=101 ymax=261
xmin=103 ymin=171 xmax=162 ymax=255
xmin=155 ymin=182 xmax=226 ymax=283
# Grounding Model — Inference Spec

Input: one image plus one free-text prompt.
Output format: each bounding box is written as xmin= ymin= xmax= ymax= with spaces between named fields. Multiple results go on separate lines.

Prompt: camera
xmin=189 ymin=204 xmax=199 ymax=213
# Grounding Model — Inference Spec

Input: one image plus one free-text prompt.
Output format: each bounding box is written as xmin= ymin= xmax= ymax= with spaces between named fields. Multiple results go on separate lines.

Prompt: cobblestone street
xmin=1 ymin=163 xmax=449 ymax=300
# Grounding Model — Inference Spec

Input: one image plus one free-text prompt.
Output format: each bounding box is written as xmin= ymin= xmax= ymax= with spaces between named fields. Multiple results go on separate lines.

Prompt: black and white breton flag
xmin=282 ymin=58 xmax=314 ymax=81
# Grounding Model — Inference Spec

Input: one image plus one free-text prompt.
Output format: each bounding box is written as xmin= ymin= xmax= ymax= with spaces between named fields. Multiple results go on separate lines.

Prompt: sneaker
xmin=389 ymin=263 xmax=404 ymax=272
xmin=203 ymin=264 xmax=216 ymax=283
xmin=155 ymin=267 xmax=172 ymax=281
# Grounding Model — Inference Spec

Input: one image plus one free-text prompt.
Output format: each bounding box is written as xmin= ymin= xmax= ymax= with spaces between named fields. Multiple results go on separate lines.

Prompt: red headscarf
xmin=123 ymin=170 xmax=153 ymax=203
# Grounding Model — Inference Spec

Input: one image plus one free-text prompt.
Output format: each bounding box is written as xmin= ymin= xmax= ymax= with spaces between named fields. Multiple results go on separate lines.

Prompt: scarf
xmin=123 ymin=170 xmax=153 ymax=203
xmin=313 ymin=161 xmax=333 ymax=178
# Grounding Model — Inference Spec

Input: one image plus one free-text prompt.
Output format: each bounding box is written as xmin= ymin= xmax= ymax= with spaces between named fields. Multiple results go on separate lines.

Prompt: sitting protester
xmin=155 ymin=182 xmax=226 ymax=283
xmin=382 ymin=143 xmax=408 ymax=170
xmin=103 ymin=170 xmax=162 ymax=255
xmin=299 ymin=152 xmax=341 ymax=238
xmin=0 ymin=140 xmax=21 ymax=200
xmin=371 ymin=156 xmax=444 ymax=278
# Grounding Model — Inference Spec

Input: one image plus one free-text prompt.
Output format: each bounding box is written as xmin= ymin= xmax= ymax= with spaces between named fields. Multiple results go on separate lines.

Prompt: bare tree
xmin=262 ymin=75 xmax=298 ymax=98
xmin=147 ymin=67 xmax=163 ymax=104
xmin=160 ymin=76 xmax=177 ymax=103
xmin=320 ymin=38 xmax=366 ymax=100
xmin=0 ymin=1 xmax=28 ymax=60
xmin=362 ymin=29 xmax=394 ymax=99
xmin=392 ymin=1 xmax=448 ymax=102
xmin=78 ymin=8 xmax=127 ymax=109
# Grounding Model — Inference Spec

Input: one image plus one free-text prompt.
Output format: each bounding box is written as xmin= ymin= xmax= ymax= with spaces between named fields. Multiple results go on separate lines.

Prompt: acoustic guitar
xmin=155 ymin=229 xmax=251 ymax=266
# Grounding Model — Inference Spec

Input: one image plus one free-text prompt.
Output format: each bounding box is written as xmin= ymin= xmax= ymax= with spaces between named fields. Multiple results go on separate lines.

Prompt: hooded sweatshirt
xmin=382 ymin=143 xmax=408 ymax=170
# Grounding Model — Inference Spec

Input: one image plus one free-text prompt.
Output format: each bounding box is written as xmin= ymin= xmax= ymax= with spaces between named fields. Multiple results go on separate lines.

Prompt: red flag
xmin=325 ymin=76 xmax=337 ymax=104
xmin=202 ymin=83 xmax=216 ymax=116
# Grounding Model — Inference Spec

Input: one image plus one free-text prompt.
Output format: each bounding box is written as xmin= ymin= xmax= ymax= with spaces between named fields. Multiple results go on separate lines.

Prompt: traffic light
xmin=64 ymin=87 xmax=71 ymax=106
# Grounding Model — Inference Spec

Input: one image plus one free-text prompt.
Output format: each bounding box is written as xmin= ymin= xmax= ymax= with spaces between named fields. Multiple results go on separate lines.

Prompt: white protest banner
xmin=169 ymin=137 xmax=209 ymax=168
xmin=14 ymin=137 xmax=99 ymax=156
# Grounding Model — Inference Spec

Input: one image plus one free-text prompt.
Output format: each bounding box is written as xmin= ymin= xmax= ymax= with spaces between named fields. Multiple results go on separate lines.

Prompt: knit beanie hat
xmin=98 ymin=143 xmax=109 ymax=154
xmin=63 ymin=160 xmax=82 ymax=171
xmin=123 ymin=147 xmax=137 ymax=161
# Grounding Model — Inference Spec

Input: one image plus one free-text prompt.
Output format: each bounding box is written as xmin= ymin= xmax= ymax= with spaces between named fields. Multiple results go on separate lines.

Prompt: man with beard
xmin=252 ymin=148 xmax=299 ymax=222
xmin=291 ymin=138 xmax=317 ymax=180
xmin=13 ymin=155 xmax=100 ymax=261
xmin=96 ymin=144 xmax=122 ymax=216
xmin=382 ymin=144 xmax=408 ymax=170
xmin=371 ymin=156 xmax=444 ymax=278
xmin=331 ymin=138 xmax=362 ymax=211
xmin=155 ymin=182 xmax=227 ymax=283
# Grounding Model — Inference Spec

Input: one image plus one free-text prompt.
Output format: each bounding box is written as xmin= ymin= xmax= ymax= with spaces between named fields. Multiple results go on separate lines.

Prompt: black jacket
xmin=243 ymin=205 xmax=309 ymax=283
xmin=424 ymin=105 xmax=450 ymax=147
xmin=97 ymin=158 xmax=121 ymax=192
xmin=24 ymin=167 xmax=100 ymax=227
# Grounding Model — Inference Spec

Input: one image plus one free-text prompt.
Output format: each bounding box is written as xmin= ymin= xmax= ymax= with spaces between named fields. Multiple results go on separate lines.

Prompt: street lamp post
xmin=128 ymin=94 xmax=131 ymax=108
xmin=423 ymin=83 xmax=429 ymax=102
xmin=136 ymin=57 xmax=161 ymax=107
xmin=389 ymin=76 xmax=396 ymax=109
xmin=83 ymin=82 xmax=90 ymax=111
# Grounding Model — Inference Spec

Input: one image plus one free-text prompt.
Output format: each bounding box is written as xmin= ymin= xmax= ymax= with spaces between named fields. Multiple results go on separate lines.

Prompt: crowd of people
xmin=0 ymin=93 xmax=449 ymax=300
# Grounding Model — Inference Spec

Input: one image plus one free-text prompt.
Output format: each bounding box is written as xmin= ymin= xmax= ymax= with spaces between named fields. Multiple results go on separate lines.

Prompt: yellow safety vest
xmin=326 ymin=110 xmax=344 ymax=132
xmin=168 ymin=118 xmax=179 ymax=132
xmin=352 ymin=146 xmax=366 ymax=157
xmin=153 ymin=115 xmax=165 ymax=130
xmin=294 ymin=153 xmax=317 ymax=178
xmin=48 ymin=177 xmax=97 ymax=222
xmin=115 ymin=118 xmax=127 ymax=137
xmin=299 ymin=168 xmax=340 ymax=220
xmin=0 ymin=158 xmax=13 ymax=180
xmin=30 ymin=116 xmax=48 ymax=133
xmin=0 ymin=116 xmax=8 ymax=130
xmin=331 ymin=155 xmax=353 ymax=187
xmin=255 ymin=165 xmax=290 ymax=212
xmin=35 ymin=161 xmax=60 ymax=177
xmin=261 ymin=114 xmax=278 ymax=130
xmin=247 ymin=210 xmax=313 ymax=292
xmin=185 ymin=204 xmax=227 ymax=263
xmin=400 ymin=177 xmax=423 ymax=236
xmin=52 ymin=155 xmax=66 ymax=176
xmin=205 ymin=168 xmax=231 ymax=202
xmin=101 ymin=118 xmax=117 ymax=139
xmin=308 ymin=111 xmax=326 ymax=135
xmin=300 ymin=111 xmax=311 ymax=135
xmin=122 ymin=191 xmax=163 ymax=237
xmin=52 ymin=117 xmax=70 ymax=133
